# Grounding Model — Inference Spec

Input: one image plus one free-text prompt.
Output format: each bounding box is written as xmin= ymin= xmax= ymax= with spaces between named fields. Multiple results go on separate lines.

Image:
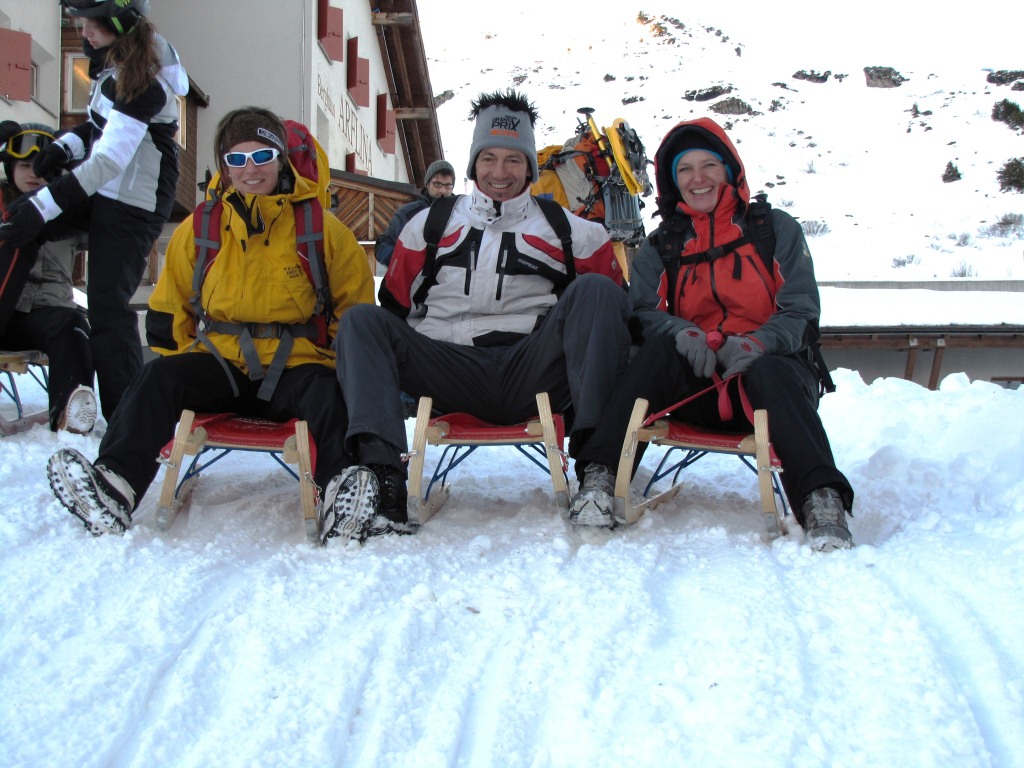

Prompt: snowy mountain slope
xmin=418 ymin=0 xmax=1024 ymax=281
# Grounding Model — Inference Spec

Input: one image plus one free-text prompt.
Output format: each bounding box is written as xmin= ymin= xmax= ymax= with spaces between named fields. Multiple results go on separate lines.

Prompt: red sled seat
xmin=157 ymin=410 xmax=318 ymax=542
xmin=406 ymin=392 xmax=569 ymax=524
xmin=613 ymin=397 xmax=788 ymax=538
xmin=0 ymin=350 xmax=49 ymax=436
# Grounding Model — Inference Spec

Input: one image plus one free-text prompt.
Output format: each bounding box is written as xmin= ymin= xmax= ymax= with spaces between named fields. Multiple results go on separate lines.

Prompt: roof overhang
xmin=370 ymin=0 xmax=444 ymax=186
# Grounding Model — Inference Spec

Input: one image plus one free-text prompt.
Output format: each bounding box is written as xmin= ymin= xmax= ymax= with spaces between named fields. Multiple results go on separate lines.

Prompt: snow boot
xmin=59 ymin=385 xmax=98 ymax=435
xmin=47 ymin=448 xmax=134 ymax=535
xmin=800 ymin=487 xmax=853 ymax=552
xmin=569 ymin=462 xmax=616 ymax=528
xmin=365 ymin=463 xmax=419 ymax=538
xmin=319 ymin=466 xmax=379 ymax=545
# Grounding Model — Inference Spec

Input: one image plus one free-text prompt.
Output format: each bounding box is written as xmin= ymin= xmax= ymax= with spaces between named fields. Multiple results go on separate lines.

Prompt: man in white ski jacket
xmin=327 ymin=89 xmax=632 ymax=543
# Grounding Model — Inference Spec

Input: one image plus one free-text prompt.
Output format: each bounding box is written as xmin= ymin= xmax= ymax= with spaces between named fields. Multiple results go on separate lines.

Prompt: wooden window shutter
xmin=0 ymin=29 xmax=33 ymax=102
xmin=346 ymin=38 xmax=369 ymax=108
xmin=318 ymin=2 xmax=344 ymax=63
xmin=376 ymin=93 xmax=396 ymax=154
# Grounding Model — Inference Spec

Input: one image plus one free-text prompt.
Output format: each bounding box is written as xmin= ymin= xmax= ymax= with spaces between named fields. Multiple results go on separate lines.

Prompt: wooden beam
xmin=372 ymin=12 xmax=415 ymax=26
xmin=395 ymin=108 xmax=433 ymax=120
xmin=820 ymin=332 xmax=1024 ymax=350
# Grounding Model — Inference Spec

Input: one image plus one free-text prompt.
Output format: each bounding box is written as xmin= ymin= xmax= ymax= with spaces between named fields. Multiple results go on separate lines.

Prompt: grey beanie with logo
xmin=423 ymin=160 xmax=455 ymax=187
xmin=466 ymin=90 xmax=539 ymax=183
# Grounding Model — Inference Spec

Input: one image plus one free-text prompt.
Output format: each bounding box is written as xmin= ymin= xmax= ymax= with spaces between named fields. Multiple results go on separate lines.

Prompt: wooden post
xmin=928 ymin=337 xmax=946 ymax=390
xmin=904 ymin=337 xmax=918 ymax=381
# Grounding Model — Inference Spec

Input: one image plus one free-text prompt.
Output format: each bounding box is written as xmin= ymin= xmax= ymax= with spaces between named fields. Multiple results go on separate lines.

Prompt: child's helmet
xmin=62 ymin=0 xmax=150 ymax=36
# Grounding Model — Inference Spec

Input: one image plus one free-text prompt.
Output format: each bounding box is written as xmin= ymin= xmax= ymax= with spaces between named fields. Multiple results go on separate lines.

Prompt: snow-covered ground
xmin=3 ymin=365 xmax=1024 ymax=767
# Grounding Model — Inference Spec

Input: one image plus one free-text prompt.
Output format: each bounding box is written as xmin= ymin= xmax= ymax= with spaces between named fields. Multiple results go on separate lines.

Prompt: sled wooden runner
xmin=156 ymin=410 xmax=318 ymax=542
xmin=0 ymin=350 xmax=50 ymax=436
xmin=613 ymin=397 xmax=788 ymax=538
xmin=406 ymin=392 xmax=568 ymax=524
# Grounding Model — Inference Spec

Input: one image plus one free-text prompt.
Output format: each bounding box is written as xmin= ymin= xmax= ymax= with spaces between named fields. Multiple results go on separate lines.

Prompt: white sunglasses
xmin=223 ymin=148 xmax=280 ymax=168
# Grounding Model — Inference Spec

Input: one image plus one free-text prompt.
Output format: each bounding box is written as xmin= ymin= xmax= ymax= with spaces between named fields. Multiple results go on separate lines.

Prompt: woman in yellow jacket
xmin=45 ymin=107 xmax=376 ymax=542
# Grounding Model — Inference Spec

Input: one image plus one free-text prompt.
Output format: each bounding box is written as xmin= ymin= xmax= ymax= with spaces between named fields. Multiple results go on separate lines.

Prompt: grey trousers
xmin=334 ymin=274 xmax=631 ymax=467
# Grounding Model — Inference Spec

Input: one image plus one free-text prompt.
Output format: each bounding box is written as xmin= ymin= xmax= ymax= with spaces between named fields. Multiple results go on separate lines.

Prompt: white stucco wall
xmin=146 ymin=0 xmax=409 ymax=191
xmin=0 ymin=1 xmax=63 ymax=127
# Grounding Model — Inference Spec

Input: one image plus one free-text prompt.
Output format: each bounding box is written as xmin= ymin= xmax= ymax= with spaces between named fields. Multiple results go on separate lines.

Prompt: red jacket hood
xmin=653 ymin=118 xmax=751 ymax=220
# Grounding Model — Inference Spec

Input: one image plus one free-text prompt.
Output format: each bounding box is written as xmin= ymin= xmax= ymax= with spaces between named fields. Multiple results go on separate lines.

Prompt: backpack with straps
xmin=412 ymin=194 xmax=575 ymax=308
xmin=533 ymin=132 xmax=610 ymax=222
xmin=189 ymin=119 xmax=333 ymax=401
xmin=653 ymin=193 xmax=835 ymax=394
xmin=532 ymin=108 xmax=652 ymax=248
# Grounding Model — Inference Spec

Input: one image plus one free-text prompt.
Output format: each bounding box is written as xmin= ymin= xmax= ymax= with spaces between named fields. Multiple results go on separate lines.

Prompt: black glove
xmin=32 ymin=141 xmax=74 ymax=181
xmin=0 ymin=202 xmax=45 ymax=248
xmin=0 ymin=120 xmax=21 ymax=146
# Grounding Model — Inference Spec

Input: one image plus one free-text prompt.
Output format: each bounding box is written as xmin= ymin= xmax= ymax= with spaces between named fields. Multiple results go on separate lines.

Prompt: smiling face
xmin=474 ymin=148 xmax=529 ymax=202
xmin=225 ymin=141 xmax=281 ymax=196
xmin=675 ymin=150 xmax=730 ymax=213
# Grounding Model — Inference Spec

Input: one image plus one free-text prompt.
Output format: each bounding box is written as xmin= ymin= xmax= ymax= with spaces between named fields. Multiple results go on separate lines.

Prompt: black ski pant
xmin=13 ymin=195 xmax=163 ymax=421
xmin=96 ymin=353 xmax=355 ymax=508
xmin=334 ymin=273 xmax=632 ymax=470
xmin=575 ymin=331 xmax=853 ymax=517
xmin=0 ymin=306 xmax=94 ymax=430
xmin=75 ymin=196 xmax=166 ymax=422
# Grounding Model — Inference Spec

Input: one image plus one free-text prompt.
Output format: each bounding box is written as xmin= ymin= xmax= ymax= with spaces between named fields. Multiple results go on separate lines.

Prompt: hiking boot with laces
xmin=319 ymin=466 xmax=379 ymax=545
xmin=47 ymin=448 xmax=134 ymax=535
xmin=366 ymin=463 xmax=419 ymax=538
xmin=59 ymin=385 xmax=98 ymax=435
xmin=800 ymin=487 xmax=853 ymax=552
xmin=569 ymin=462 xmax=616 ymax=528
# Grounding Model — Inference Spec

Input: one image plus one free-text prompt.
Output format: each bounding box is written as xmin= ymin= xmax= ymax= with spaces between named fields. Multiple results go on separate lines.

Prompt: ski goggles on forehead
xmin=0 ymin=130 xmax=55 ymax=160
xmin=222 ymin=148 xmax=280 ymax=168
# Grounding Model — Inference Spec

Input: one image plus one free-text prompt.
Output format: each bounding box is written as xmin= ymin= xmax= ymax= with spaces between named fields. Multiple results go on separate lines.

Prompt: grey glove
xmin=674 ymin=327 xmax=716 ymax=379
xmin=717 ymin=335 xmax=764 ymax=378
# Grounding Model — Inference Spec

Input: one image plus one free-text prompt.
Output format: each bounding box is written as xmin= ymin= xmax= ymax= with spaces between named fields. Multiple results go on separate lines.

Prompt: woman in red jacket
xmin=571 ymin=117 xmax=854 ymax=551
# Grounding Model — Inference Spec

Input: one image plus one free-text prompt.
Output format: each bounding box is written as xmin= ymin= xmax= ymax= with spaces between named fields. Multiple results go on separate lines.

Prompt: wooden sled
xmin=156 ymin=410 xmax=318 ymax=542
xmin=614 ymin=397 xmax=788 ymax=538
xmin=0 ymin=350 xmax=50 ymax=436
xmin=406 ymin=392 xmax=568 ymax=524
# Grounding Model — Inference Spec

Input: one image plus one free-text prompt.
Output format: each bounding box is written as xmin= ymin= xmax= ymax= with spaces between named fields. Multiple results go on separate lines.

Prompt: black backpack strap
xmin=412 ymin=193 xmax=460 ymax=306
xmin=534 ymin=195 xmax=575 ymax=281
xmin=654 ymin=215 xmax=689 ymax=315
xmin=813 ymin=344 xmax=836 ymax=395
xmin=745 ymin=192 xmax=775 ymax=275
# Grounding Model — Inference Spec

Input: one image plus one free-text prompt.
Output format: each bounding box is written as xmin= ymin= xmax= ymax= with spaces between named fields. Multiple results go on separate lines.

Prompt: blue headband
xmin=671 ymin=149 xmax=734 ymax=188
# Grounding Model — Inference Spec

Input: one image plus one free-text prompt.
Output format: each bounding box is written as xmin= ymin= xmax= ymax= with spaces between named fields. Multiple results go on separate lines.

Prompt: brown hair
xmin=100 ymin=16 xmax=161 ymax=103
xmin=212 ymin=107 xmax=288 ymax=192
